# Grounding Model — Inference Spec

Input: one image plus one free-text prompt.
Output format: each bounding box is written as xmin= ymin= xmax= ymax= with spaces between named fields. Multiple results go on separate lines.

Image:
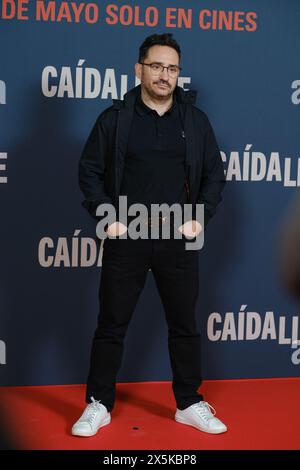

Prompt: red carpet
xmin=0 ymin=378 xmax=299 ymax=450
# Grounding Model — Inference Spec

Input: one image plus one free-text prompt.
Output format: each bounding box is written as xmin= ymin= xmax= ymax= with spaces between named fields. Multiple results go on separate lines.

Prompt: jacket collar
xmin=112 ymin=83 xmax=197 ymax=110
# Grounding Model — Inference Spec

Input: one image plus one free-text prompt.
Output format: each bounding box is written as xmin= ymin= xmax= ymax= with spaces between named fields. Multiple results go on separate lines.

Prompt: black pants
xmin=86 ymin=233 xmax=203 ymax=411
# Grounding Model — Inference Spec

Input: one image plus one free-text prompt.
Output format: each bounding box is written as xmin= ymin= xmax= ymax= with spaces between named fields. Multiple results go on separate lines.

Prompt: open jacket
xmin=78 ymin=84 xmax=226 ymax=230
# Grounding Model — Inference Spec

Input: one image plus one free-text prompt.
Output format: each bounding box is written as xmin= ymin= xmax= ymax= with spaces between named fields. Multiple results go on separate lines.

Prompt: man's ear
xmin=135 ymin=63 xmax=142 ymax=80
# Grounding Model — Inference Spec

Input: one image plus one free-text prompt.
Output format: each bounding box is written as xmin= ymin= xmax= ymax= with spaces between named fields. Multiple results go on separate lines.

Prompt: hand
xmin=178 ymin=220 xmax=202 ymax=239
xmin=106 ymin=221 xmax=128 ymax=237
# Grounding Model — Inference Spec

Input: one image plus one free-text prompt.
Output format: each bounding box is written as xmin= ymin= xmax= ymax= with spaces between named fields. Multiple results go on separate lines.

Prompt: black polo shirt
xmin=119 ymin=90 xmax=188 ymax=215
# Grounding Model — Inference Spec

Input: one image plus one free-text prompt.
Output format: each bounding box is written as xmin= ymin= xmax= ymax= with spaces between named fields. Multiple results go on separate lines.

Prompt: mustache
xmin=155 ymin=81 xmax=169 ymax=86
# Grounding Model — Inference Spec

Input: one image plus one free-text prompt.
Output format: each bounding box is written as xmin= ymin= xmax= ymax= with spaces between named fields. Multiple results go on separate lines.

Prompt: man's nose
xmin=160 ymin=67 xmax=169 ymax=79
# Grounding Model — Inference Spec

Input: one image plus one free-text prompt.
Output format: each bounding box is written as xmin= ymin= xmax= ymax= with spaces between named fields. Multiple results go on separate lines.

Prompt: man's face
xmin=135 ymin=45 xmax=180 ymax=100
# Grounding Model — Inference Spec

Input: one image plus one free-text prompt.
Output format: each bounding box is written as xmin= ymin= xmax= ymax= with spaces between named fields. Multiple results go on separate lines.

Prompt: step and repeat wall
xmin=1 ymin=0 xmax=300 ymax=386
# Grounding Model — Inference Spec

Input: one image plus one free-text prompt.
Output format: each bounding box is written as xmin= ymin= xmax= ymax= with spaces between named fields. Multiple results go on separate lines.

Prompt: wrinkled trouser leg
xmin=86 ymin=238 xmax=151 ymax=411
xmin=151 ymin=238 xmax=203 ymax=410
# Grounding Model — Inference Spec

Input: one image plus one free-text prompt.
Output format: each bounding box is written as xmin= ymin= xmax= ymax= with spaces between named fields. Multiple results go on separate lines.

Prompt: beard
xmin=143 ymin=80 xmax=175 ymax=101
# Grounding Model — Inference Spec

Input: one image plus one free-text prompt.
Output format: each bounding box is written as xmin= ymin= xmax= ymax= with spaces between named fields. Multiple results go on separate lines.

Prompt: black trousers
xmin=86 ymin=233 xmax=203 ymax=411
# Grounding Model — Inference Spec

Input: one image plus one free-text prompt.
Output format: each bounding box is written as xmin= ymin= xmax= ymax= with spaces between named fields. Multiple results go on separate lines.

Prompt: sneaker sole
xmin=71 ymin=414 xmax=111 ymax=437
xmin=175 ymin=414 xmax=227 ymax=434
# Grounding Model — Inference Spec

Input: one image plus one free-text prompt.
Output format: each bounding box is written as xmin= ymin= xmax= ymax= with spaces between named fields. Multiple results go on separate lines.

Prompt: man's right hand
xmin=106 ymin=221 xmax=128 ymax=237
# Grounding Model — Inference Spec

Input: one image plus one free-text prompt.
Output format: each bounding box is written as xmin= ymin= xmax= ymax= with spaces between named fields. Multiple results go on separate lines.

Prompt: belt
xmin=125 ymin=215 xmax=171 ymax=226
xmin=141 ymin=216 xmax=169 ymax=226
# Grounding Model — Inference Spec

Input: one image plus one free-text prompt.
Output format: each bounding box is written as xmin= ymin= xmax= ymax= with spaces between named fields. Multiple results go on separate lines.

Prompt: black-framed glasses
xmin=139 ymin=62 xmax=181 ymax=78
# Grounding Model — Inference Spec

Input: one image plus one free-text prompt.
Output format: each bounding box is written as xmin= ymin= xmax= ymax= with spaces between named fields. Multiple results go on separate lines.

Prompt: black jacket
xmin=79 ymin=84 xmax=226 ymax=229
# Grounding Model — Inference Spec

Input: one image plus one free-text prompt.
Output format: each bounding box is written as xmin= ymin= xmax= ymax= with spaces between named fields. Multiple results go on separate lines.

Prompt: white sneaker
xmin=71 ymin=397 xmax=111 ymax=437
xmin=175 ymin=401 xmax=227 ymax=434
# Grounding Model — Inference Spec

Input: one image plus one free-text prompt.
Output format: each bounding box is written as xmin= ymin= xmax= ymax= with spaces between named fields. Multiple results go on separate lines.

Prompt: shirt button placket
xmin=157 ymin=117 xmax=163 ymax=150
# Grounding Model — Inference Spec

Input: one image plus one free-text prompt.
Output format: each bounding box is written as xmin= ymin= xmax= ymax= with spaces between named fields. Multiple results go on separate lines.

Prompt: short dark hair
xmin=138 ymin=33 xmax=181 ymax=63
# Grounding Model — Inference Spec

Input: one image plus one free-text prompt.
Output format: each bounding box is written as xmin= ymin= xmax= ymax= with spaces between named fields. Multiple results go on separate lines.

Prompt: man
xmin=72 ymin=33 xmax=227 ymax=437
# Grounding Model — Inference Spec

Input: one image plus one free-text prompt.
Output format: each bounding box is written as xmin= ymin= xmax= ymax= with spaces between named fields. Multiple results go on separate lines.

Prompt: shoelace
xmin=192 ymin=401 xmax=216 ymax=423
xmin=86 ymin=397 xmax=103 ymax=426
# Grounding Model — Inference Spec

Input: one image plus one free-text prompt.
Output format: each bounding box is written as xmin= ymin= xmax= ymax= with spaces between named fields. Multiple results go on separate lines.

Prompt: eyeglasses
xmin=139 ymin=62 xmax=181 ymax=78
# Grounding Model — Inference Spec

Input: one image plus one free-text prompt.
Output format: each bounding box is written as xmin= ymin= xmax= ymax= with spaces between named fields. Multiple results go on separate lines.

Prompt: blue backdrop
xmin=1 ymin=0 xmax=300 ymax=386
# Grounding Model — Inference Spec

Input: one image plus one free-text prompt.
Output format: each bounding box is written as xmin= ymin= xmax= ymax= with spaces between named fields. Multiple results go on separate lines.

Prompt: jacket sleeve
xmin=78 ymin=114 xmax=114 ymax=222
xmin=194 ymin=117 xmax=226 ymax=230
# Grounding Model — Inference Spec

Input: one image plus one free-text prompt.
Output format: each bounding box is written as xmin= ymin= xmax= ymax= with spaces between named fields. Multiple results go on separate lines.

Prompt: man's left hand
xmin=178 ymin=220 xmax=202 ymax=238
